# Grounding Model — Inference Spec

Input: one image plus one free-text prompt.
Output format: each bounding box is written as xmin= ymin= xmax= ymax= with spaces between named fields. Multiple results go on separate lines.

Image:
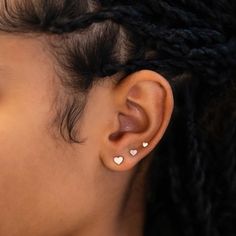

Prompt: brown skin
xmin=0 ymin=33 xmax=174 ymax=236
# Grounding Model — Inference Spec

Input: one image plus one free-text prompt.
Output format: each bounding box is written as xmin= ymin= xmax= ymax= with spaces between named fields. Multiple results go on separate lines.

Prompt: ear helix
xmin=113 ymin=142 xmax=149 ymax=165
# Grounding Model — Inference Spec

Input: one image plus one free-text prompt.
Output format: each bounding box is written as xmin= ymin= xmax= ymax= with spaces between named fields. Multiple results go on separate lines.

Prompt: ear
xmin=99 ymin=69 xmax=174 ymax=171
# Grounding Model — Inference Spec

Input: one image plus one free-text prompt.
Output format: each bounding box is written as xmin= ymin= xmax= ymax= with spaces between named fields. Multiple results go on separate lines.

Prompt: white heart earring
xmin=129 ymin=149 xmax=138 ymax=157
xmin=114 ymin=141 xmax=149 ymax=165
xmin=142 ymin=142 xmax=149 ymax=147
xmin=113 ymin=156 xmax=124 ymax=165
xmin=129 ymin=141 xmax=149 ymax=157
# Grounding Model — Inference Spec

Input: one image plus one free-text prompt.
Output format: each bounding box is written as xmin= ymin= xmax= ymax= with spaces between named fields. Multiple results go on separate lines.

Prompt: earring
xmin=142 ymin=142 xmax=149 ymax=147
xmin=129 ymin=141 xmax=149 ymax=157
xmin=129 ymin=149 xmax=138 ymax=156
xmin=114 ymin=142 xmax=149 ymax=165
xmin=113 ymin=156 xmax=124 ymax=165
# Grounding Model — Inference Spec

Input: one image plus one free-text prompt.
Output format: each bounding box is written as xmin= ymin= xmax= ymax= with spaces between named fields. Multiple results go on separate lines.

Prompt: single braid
xmin=184 ymin=79 xmax=211 ymax=235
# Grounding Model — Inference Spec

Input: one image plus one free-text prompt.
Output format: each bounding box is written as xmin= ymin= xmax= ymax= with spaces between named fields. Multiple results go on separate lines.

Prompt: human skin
xmin=0 ymin=33 xmax=174 ymax=236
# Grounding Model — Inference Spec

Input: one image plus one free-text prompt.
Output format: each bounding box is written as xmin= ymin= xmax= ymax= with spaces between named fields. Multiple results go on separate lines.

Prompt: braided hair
xmin=0 ymin=0 xmax=235 ymax=235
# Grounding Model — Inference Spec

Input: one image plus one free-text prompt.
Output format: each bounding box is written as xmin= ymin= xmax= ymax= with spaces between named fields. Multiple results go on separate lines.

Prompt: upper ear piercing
xmin=142 ymin=142 xmax=149 ymax=147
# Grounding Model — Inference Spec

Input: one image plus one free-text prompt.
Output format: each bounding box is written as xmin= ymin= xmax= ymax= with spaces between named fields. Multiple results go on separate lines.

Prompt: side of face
xmin=0 ymin=34 xmax=106 ymax=235
xmin=0 ymin=33 xmax=174 ymax=236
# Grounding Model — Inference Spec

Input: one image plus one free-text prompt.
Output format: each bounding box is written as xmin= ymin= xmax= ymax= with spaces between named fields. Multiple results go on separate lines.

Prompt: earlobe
xmin=113 ymin=141 xmax=149 ymax=166
xmin=100 ymin=70 xmax=174 ymax=172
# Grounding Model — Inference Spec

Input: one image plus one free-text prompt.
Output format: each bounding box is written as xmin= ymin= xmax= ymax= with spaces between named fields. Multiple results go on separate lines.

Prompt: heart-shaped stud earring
xmin=114 ymin=156 xmax=124 ymax=165
xmin=129 ymin=149 xmax=138 ymax=156
xmin=142 ymin=142 xmax=149 ymax=148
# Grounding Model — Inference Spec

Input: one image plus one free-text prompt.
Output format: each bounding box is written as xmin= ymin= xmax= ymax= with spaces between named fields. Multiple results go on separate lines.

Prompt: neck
xmin=72 ymin=159 xmax=150 ymax=236
xmin=120 ymin=158 xmax=149 ymax=236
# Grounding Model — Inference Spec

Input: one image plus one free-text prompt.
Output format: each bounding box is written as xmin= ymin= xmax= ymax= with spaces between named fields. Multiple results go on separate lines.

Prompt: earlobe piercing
xmin=113 ymin=156 xmax=124 ymax=165
xmin=114 ymin=141 xmax=149 ymax=165
xmin=129 ymin=141 xmax=149 ymax=157
xmin=129 ymin=149 xmax=138 ymax=156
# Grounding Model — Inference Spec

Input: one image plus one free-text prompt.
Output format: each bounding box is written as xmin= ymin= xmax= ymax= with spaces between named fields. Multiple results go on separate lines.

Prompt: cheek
xmin=0 ymin=104 xmax=55 ymax=233
xmin=0 ymin=102 xmax=90 ymax=235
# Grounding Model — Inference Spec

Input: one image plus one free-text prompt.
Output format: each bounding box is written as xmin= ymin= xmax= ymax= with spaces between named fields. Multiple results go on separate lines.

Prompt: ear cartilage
xmin=113 ymin=156 xmax=124 ymax=165
xmin=129 ymin=149 xmax=138 ymax=157
xmin=142 ymin=142 xmax=149 ymax=148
